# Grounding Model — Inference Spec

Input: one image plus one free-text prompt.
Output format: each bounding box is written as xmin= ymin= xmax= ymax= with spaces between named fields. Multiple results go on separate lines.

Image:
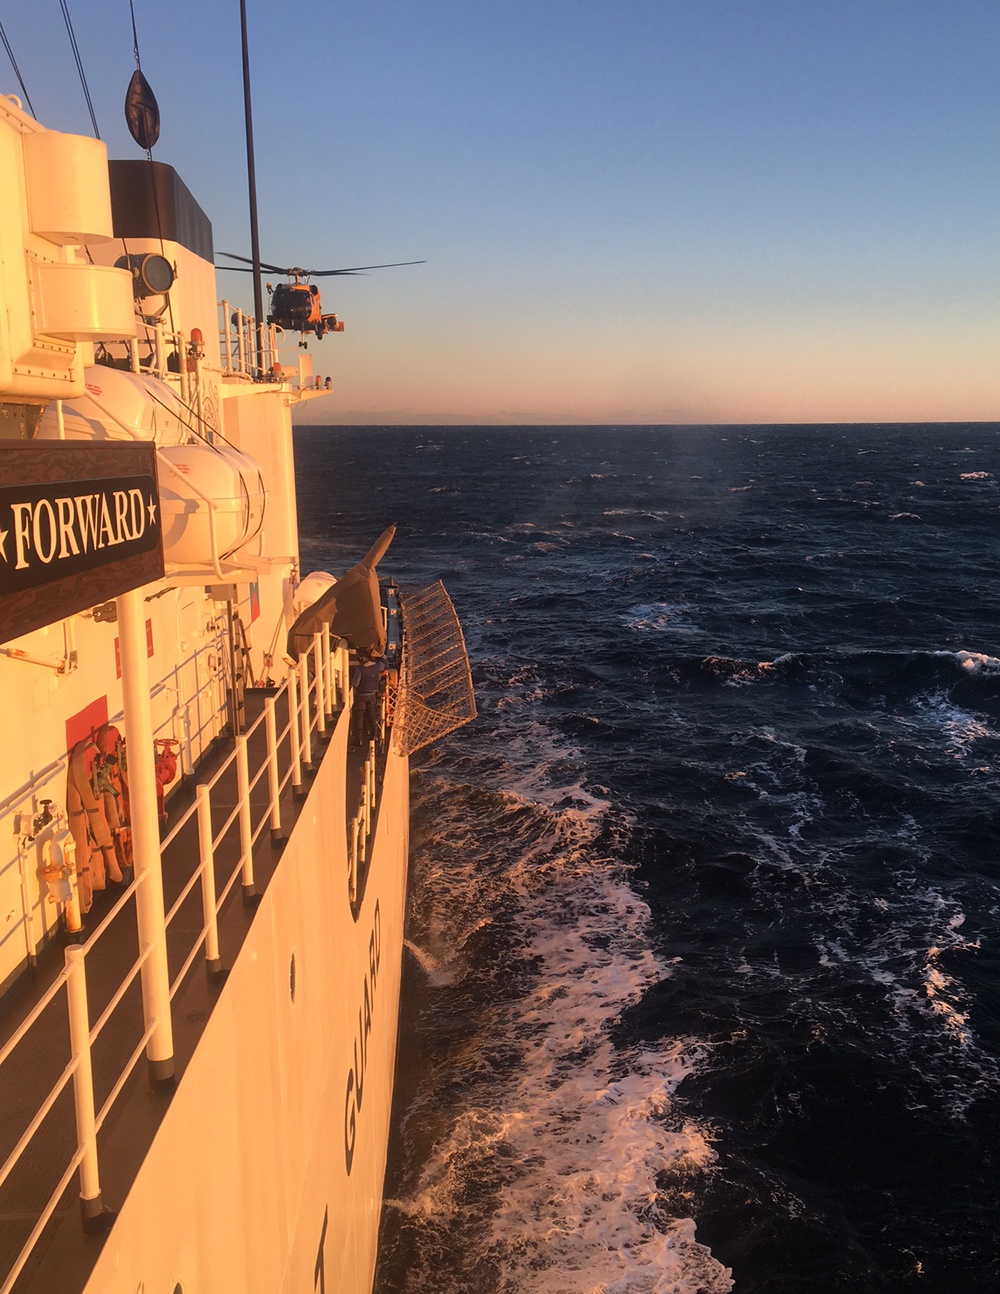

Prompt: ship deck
xmin=0 ymin=685 xmax=374 ymax=1293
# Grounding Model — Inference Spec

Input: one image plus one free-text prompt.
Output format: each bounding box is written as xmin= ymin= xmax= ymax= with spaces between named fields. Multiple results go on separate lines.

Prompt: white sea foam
xmin=910 ymin=690 xmax=997 ymax=757
xmin=725 ymin=722 xmax=994 ymax=1103
xmin=397 ymin=722 xmax=732 ymax=1293
xmin=624 ymin=602 xmax=703 ymax=635
xmin=931 ymin=649 xmax=1000 ymax=675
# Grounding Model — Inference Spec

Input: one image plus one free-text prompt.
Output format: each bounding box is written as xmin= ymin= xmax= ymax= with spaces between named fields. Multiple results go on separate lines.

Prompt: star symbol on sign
xmin=0 ymin=525 xmax=8 ymax=563
xmin=147 ymin=495 xmax=158 ymax=527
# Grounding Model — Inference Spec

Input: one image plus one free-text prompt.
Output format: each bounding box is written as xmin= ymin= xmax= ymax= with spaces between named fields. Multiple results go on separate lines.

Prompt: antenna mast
xmin=239 ymin=0 xmax=265 ymax=375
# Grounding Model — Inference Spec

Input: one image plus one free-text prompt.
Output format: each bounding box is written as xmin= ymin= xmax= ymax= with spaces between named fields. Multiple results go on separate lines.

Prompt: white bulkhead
xmin=0 ymin=96 xmax=135 ymax=398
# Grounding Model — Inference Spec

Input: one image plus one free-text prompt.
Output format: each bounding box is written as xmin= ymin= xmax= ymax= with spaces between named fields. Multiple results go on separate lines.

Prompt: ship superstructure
xmin=0 ymin=85 xmax=473 ymax=1294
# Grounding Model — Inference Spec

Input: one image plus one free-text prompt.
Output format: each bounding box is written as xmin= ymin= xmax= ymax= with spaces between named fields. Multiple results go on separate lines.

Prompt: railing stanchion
xmin=298 ymin=655 xmax=313 ymax=770
xmin=196 ymin=785 xmax=224 ymax=979
xmin=235 ymin=307 xmax=246 ymax=374
xmin=341 ymin=645 xmax=351 ymax=705
xmin=368 ymin=739 xmax=376 ymax=812
xmin=117 ymin=586 xmax=174 ymax=1088
xmin=235 ymin=734 xmax=256 ymax=901
xmin=65 ymin=946 xmax=107 ymax=1230
xmin=349 ymin=816 xmax=359 ymax=902
xmin=221 ymin=299 xmax=233 ymax=374
xmin=313 ymin=632 xmax=327 ymax=738
xmin=322 ymin=628 xmax=334 ymax=717
xmin=288 ymin=665 xmax=304 ymax=798
xmin=264 ymin=696 xmax=284 ymax=843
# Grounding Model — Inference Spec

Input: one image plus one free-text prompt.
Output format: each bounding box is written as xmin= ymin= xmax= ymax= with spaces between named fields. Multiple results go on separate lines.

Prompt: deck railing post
xmin=235 ymin=734 xmax=256 ymax=901
xmin=349 ymin=816 xmax=359 ymax=902
xmin=339 ymin=645 xmax=350 ymax=710
xmin=196 ymin=785 xmax=224 ymax=980
xmin=221 ymin=299 xmax=233 ymax=373
xmin=235 ymin=307 xmax=246 ymax=374
xmin=298 ymin=655 xmax=313 ymax=770
xmin=117 ymin=586 xmax=174 ymax=1088
xmin=313 ymin=632 xmax=327 ymax=738
xmin=322 ymin=628 xmax=334 ymax=718
xmin=264 ymin=696 xmax=284 ymax=843
xmin=288 ymin=666 xmax=304 ymax=798
xmin=65 ymin=946 xmax=106 ymax=1229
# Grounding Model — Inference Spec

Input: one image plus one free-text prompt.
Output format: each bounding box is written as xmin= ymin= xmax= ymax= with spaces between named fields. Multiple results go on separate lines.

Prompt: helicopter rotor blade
xmin=218 ymin=253 xmax=427 ymax=277
xmin=218 ymin=251 xmax=289 ymax=274
xmin=311 ymin=260 xmax=427 ymax=276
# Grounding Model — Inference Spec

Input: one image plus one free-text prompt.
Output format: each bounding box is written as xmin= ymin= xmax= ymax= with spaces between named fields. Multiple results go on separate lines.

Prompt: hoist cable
xmin=58 ymin=0 xmax=100 ymax=138
xmin=0 ymin=20 xmax=36 ymax=116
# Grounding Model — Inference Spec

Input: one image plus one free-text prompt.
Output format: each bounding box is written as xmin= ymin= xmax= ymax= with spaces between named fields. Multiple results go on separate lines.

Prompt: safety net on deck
xmin=393 ymin=581 xmax=476 ymax=757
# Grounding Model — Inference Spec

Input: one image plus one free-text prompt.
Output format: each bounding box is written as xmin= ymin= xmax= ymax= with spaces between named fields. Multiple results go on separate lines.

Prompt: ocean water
xmin=295 ymin=424 xmax=1000 ymax=1294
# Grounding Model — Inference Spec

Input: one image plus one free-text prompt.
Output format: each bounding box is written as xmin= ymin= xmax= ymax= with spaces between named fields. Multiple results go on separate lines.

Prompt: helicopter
xmin=217 ymin=253 xmax=425 ymax=341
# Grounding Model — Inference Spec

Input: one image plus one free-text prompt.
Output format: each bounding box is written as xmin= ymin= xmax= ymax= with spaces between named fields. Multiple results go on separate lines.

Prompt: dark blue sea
xmin=295 ymin=424 xmax=1000 ymax=1294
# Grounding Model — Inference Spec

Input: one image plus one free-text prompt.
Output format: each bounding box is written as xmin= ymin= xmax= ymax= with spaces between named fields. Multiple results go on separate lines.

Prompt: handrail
xmin=0 ymin=635 xmax=351 ymax=1292
xmin=0 ymin=651 xmax=226 ymax=1000
xmin=0 ymin=666 xmax=223 ymax=822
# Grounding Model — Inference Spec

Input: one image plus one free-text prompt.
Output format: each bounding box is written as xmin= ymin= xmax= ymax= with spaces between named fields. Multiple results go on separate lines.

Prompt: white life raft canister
xmin=36 ymin=365 xmax=188 ymax=444
xmin=158 ymin=442 xmax=266 ymax=565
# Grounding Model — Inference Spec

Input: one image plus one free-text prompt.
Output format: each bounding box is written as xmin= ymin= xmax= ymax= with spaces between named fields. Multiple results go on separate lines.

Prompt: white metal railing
xmin=0 ymin=634 xmax=348 ymax=1294
xmin=218 ymin=303 xmax=282 ymax=381
xmin=0 ymin=644 xmax=228 ymax=980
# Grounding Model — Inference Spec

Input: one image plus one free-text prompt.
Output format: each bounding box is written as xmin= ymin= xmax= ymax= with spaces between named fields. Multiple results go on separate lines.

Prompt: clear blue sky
xmin=6 ymin=0 xmax=1000 ymax=423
